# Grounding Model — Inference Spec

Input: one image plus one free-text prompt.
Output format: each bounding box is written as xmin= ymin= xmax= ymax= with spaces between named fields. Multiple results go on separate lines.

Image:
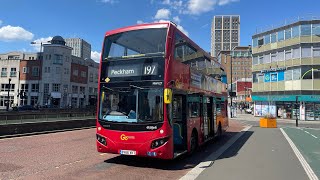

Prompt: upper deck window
xmin=103 ymin=28 xmax=167 ymax=60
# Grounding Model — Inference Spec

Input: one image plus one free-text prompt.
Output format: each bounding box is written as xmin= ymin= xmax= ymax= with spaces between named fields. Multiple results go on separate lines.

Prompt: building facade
xmin=211 ymin=15 xmax=240 ymax=57
xmin=65 ymin=38 xmax=91 ymax=60
xmin=219 ymin=46 xmax=252 ymax=85
xmin=251 ymin=19 xmax=320 ymax=120
xmin=0 ymin=36 xmax=99 ymax=110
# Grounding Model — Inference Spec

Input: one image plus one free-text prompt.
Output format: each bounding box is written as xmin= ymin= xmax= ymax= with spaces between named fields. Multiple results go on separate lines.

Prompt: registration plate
xmin=120 ymin=150 xmax=136 ymax=155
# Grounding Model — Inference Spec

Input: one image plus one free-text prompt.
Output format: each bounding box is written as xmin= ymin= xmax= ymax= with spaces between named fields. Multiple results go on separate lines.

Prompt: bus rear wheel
xmin=190 ymin=131 xmax=198 ymax=154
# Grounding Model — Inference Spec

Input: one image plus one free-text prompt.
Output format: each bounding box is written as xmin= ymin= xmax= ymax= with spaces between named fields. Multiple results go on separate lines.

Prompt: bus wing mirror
xmin=164 ymin=88 xmax=172 ymax=104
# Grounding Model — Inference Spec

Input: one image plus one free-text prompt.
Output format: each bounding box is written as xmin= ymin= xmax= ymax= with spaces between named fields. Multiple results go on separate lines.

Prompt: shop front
xmin=252 ymin=95 xmax=320 ymax=121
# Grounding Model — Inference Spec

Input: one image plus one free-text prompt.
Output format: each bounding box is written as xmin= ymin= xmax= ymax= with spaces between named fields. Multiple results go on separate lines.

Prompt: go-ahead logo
xmin=120 ymin=134 xmax=135 ymax=141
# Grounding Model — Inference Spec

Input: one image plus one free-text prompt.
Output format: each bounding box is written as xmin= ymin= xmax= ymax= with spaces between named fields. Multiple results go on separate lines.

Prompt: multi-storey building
xmin=211 ymin=15 xmax=240 ymax=57
xmin=251 ymin=19 xmax=320 ymax=120
xmin=0 ymin=36 xmax=99 ymax=110
xmin=219 ymin=46 xmax=252 ymax=85
xmin=65 ymin=38 xmax=91 ymax=60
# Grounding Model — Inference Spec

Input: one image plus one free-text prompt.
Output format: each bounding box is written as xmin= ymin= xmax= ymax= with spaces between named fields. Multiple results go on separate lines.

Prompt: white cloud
xmin=159 ymin=0 xmax=239 ymax=15
xmin=154 ymin=9 xmax=171 ymax=19
xmin=162 ymin=0 xmax=171 ymax=4
xmin=101 ymin=0 xmax=117 ymax=4
xmin=173 ymin=16 xmax=181 ymax=24
xmin=155 ymin=19 xmax=189 ymax=36
xmin=91 ymin=51 xmax=101 ymax=63
xmin=177 ymin=25 xmax=189 ymax=36
xmin=0 ymin=25 xmax=34 ymax=42
xmin=186 ymin=0 xmax=216 ymax=15
xmin=218 ymin=0 xmax=239 ymax=6
xmin=137 ymin=20 xmax=145 ymax=24
xmin=30 ymin=37 xmax=53 ymax=51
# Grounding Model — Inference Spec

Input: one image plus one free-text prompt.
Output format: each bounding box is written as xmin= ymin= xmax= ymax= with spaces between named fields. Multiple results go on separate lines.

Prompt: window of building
xmin=258 ymin=38 xmax=264 ymax=46
xmin=285 ymin=69 xmax=292 ymax=80
xmin=285 ymin=50 xmax=292 ymax=60
xmin=313 ymin=48 xmax=320 ymax=57
xmin=292 ymin=26 xmax=300 ymax=38
xmin=285 ymin=28 xmax=292 ymax=40
xmin=253 ymin=56 xmax=258 ymax=65
xmin=312 ymin=24 xmax=320 ymax=36
xmin=313 ymin=66 xmax=320 ymax=79
xmin=21 ymin=84 xmax=29 ymax=92
xmin=30 ymin=96 xmax=38 ymax=106
xmin=73 ymin=69 xmax=78 ymax=76
xmin=258 ymin=56 xmax=264 ymax=64
xmin=264 ymin=53 xmax=271 ymax=63
xmin=81 ymin=71 xmax=86 ymax=78
xmin=31 ymin=84 xmax=39 ymax=92
xmin=80 ymin=87 xmax=85 ymax=94
xmin=301 ymin=66 xmax=313 ymax=79
xmin=23 ymin=67 xmax=28 ymax=74
xmin=292 ymin=47 xmax=301 ymax=59
xmin=301 ymin=47 xmax=312 ymax=58
xmin=1 ymin=84 xmax=15 ymax=91
xmin=264 ymin=34 xmax=270 ymax=44
xmin=252 ymin=38 xmax=258 ymax=47
xmin=0 ymin=96 xmax=14 ymax=107
xmin=32 ymin=67 xmax=39 ymax=77
xmin=271 ymin=53 xmax=277 ymax=62
xmin=301 ymin=24 xmax=311 ymax=36
xmin=10 ymin=68 xmax=17 ymax=77
xmin=52 ymin=83 xmax=61 ymax=92
xmin=89 ymin=73 xmax=93 ymax=82
xmin=72 ymin=85 xmax=78 ymax=94
xmin=258 ymin=74 xmax=264 ymax=83
xmin=56 ymin=67 xmax=61 ymax=74
xmin=53 ymin=54 xmax=63 ymax=64
xmin=95 ymin=74 xmax=98 ymax=83
xmin=1 ymin=68 xmax=7 ymax=77
xmin=271 ymin=33 xmax=277 ymax=43
xmin=278 ymin=30 xmax=284 ymax=41
xmin=278 ymin=51 xmax=284 ymax=61
xmin=292 ymin=68 xmax=301 ymax=80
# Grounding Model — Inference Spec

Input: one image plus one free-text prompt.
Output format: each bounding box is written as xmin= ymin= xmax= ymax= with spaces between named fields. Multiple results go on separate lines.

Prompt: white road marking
xmin=303 ymin=131 xmax=318 ymax=139
xmin=280 ymin=128 xmax=319 ymax=180
xmin=179 ymin=125 xmax=252 ymax=180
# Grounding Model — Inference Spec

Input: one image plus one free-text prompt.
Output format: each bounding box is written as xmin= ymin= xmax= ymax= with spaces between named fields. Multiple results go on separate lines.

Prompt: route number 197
xmin=143 ymin=65 xmax=156 ymax=75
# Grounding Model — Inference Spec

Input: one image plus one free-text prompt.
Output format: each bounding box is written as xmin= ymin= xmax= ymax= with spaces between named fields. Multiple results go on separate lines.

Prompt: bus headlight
xmin=151 ymin=137 xmax=169 ymax=149
xmin=97 ymin=134 xmax=107 ymax=146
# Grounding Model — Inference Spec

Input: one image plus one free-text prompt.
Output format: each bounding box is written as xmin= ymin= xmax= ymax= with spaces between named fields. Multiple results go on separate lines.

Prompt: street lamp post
xmin=6 ymin=78 xmax=11 ymax=111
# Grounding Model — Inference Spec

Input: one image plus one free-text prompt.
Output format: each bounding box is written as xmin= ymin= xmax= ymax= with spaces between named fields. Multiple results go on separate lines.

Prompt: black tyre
xmin=190 ymin=131 xmax=198 ymax=154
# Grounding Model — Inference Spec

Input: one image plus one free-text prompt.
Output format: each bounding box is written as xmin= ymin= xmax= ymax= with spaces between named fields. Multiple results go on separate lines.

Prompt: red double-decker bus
xmin=96 ymin=22 xmax=228 ymax=159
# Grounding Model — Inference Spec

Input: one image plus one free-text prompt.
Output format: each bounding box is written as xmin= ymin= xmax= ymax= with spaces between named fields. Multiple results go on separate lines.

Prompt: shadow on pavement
xmin=103 ymin=131 xmax=253 ymax=170
xmin=217 ymin=131 xmax=253 ymax=160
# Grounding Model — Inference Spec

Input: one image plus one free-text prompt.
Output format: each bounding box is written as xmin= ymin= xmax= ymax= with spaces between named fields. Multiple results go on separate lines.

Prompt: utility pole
xmin=296 ymin=96 xmax=299 ymax=127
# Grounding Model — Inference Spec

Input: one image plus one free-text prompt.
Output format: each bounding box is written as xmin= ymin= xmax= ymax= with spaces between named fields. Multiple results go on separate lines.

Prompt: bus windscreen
xmin=102 ymin=28 xmax=167 ymax=59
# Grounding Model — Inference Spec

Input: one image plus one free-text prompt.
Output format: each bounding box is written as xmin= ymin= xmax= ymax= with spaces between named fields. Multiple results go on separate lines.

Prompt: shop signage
xmin=260 ymin=67 xmax=286 ymax=73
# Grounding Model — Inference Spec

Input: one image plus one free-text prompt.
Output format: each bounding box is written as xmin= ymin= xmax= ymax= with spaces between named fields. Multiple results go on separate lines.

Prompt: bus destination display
xmin=107 ymin=63 xmax=158 ymax=77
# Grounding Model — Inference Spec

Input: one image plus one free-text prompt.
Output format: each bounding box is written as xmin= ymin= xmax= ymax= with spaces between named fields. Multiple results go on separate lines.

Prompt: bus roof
xmin=104 ymin=22 xmax=225 ymax=71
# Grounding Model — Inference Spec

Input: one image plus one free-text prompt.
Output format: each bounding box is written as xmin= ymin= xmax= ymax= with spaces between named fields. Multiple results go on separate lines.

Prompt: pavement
xmin=193 ymin=114 xmax=320 ymax=180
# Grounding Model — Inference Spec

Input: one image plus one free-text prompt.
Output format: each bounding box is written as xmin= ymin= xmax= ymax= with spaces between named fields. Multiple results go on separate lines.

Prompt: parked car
xmin=245 ymin=107 xmax=253 ymax=114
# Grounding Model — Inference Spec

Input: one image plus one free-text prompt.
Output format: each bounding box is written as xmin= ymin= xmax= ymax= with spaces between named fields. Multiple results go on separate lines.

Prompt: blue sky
xmin=0 ymin=0 xmax=320 ymax=62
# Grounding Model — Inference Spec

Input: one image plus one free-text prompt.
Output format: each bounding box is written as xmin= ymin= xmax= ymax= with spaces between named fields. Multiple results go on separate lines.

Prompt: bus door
xmin=210 ymin=97 xmax=217 ymax=136
xmin=172 ymin=95 xmax=187 ymax=153
xmin=202 ymin=96 xmax=209 ymax=140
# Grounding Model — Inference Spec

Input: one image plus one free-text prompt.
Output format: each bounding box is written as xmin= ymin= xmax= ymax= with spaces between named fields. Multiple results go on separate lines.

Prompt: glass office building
xmin=251 ymin=20 xmax=320 ymax=120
